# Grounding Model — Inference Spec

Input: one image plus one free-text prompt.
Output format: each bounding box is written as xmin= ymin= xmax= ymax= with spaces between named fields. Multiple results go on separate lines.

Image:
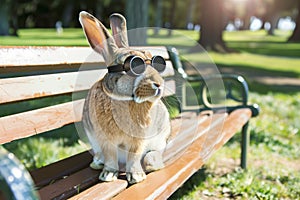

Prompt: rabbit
xmin=79 ymin=11 xmax=171 ymax=184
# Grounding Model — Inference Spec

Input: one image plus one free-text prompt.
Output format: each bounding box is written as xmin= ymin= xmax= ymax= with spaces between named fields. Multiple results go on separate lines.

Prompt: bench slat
xmin=68 ymin=180 xmax=128 ymax=200
xmin=30 ymin=151 xmax=92 ymax=188
xmin=0 ymin=62 xmax=174 ymax=104
xmin=112 ymin=109 xmax=251 ymax=200
xmin=0 ymin=100 xmax=84 ymax=144
xmin=164 ymin=112 xmax=226 ymax=165
xmin=0 ymin=70 xmax=104 ymax=104
xmin=0 ymin=46 xmax=170 ymax=73
xmin=38 ymin=168 xmax=125 ymax=200
xmin=0 ymin=47 xmax=100 ymax=67
xmin=0 ymin=70 xmax=106 ymax=104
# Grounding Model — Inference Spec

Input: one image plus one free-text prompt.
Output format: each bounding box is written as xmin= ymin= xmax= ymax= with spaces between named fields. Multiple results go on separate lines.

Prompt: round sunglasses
xmin=108 ymin=55 xmax=166 ymax=76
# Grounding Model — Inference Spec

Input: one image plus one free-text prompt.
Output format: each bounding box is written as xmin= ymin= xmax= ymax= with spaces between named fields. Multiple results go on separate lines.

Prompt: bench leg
xmin=241 ymin=122 xmax=249 ymax=169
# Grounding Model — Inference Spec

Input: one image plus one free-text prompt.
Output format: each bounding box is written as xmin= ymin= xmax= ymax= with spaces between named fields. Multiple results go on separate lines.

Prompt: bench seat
xmin=28 ymin=109 xmax=251 ymax=200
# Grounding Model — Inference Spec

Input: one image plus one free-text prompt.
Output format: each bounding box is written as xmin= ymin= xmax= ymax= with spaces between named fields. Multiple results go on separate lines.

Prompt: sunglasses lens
xmin=124 ymin=56 xmax=146 ymax=76
xmin=130 ymin=56 xmax=146 ymax=75
xmin=152 ymin=56 xmax=166 ymax=72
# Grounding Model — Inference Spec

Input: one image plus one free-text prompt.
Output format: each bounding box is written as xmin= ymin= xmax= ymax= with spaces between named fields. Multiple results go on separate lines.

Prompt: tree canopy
xmin=0 ymin=0 xmax=299 ymax=46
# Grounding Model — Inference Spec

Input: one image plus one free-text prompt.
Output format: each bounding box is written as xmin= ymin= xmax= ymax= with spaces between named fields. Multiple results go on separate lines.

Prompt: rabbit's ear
xmin=110 ymin=13 xmax=129 ymax=48
xmin=79 ymin=11 xmax=118 ymax=65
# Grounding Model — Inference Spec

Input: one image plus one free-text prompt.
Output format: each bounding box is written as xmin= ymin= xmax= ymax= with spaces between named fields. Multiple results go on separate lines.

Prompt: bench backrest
xmin=0 ymin=46 xmax=176 ymax=145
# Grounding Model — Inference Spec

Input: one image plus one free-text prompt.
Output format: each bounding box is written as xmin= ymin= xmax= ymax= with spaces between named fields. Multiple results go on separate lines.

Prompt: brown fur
xmin=80 ymin=11 xmax=171 ymax=184
xmin=84 ymin=78 xmax=155 ymax=139
xmin=129 ymin=101 xmax=152 ymax=128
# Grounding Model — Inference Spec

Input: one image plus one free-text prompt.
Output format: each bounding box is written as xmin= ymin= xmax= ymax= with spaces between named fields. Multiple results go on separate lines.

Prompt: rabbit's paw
xmin=126 ymin=171 xmax=146 ymax=184
xmin=143 ymin=151 xmax=164 ymax=173
xmin=90 ymin=161 xmax=104 ymax=170
xmin=99 ymin=168 xmax=118 ymax=182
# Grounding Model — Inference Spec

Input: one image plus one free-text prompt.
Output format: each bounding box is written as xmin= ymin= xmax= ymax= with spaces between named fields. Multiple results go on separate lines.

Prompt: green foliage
xmin=4 ymin=137 xmax=86 ymax=170
xmin=249 ymin=93 xmax=300 ymax=159
xmin=162 ymin=95 xmax=181 ymax=119
xmin=3 ymin=123 xmax=87 ymax=170
xmin=206 ymin=167 xmax=300 ymax=199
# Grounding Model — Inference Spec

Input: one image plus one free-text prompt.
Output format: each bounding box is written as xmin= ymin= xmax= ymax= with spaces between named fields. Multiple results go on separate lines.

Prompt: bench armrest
xmin=187 ymin=74 xmax=259 ymax=117
xmin=166 ymin=46 xmax=259 ymax=117
xmin=186 ymin=74 xmax=259 ymax=169
xmin=0 ymin=147 xmax=39 ymax=200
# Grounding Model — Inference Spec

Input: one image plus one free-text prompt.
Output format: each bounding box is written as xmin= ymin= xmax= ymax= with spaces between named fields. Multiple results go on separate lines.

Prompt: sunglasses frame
xmin=108 ymin=55 xmax=166 ymax=76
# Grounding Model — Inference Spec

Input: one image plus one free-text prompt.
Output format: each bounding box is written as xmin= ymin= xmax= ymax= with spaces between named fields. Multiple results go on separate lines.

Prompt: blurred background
xmin=0 ymin=0 xmax=299 ymax=199
xmin=0 ymin=0 xmax=299 ymax=43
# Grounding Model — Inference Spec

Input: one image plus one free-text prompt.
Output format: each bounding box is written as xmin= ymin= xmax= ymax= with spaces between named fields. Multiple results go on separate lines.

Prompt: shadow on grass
xmin=183 ymin=60 xmax=300 ymax=94
xmin=216 ymin=63 xmax=300 ymax=94
xmin=227 ymin=41 xmax=300 ymax=58
xmin=247 ymin=81 xmax=300 ymax=95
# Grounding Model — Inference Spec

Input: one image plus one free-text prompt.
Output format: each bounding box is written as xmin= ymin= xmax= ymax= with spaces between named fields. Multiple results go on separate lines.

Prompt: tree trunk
xmin=288 ymin=0 xmax=300 ymax=42
xmin=126 ymin=0 xmax=149 ymax=45
xmin=153 ymin=0 xmax=163 ymax=36
xmin=9 ymin=0 xmax=18 ymax=36
xmin=0 ymin=1 xmax=10 ymax=36
xmin=167 ymin=0 xmax=176 ymax=36
xmin=186 ymin=0 xmax=196 ymax=29
xmin=198 ymin=0 xmax=229 ymax=52
xmin=62 ymin=0 xmax=74 ymax=28
xmin=267 ymin=15 xmax=280 ymax=35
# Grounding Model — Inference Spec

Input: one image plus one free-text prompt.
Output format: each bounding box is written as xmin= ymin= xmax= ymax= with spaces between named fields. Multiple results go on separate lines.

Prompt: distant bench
xmin=0 ymin=46 xmax=259 ymax=200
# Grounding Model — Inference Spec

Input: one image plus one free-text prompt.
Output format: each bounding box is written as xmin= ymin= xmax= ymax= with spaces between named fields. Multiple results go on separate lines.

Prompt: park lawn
xmin=1 ymin=28 xmax=300 ymax=76
xmin=0 ymin=28 xmax=88 ymax=46
xmin=1 ymin=29 xmax=300 ymax=199
xmin=149 ymin=29 xmax=300 ymax=77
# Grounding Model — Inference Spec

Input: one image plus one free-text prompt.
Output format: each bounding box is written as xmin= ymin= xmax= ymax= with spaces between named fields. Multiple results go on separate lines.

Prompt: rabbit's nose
xmin=153 ymin=83 xmax=160 ymax=88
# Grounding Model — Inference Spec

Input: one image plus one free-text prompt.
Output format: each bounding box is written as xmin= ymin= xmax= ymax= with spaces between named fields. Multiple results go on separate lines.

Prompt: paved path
xmin=219 ymin=67 xmax=300 ymax=92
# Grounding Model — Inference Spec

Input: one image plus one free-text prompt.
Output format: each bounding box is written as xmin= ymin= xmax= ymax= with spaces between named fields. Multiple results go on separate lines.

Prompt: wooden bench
xmin=0 ymin=46 xmax=259 ymax=200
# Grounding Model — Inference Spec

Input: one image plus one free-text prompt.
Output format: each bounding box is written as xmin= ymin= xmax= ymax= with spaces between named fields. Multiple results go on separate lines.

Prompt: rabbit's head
xmin=79 ymin=11 xmax=165 ymax=103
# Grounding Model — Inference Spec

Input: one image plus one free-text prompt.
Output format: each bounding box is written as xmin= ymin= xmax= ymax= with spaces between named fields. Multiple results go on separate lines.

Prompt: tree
xmin=153 ymin=0 xmax=163 ymax=36
xmin=0 ymin=0 xmax=11 ymax=36
xmin=288 ymin=0 xmax=300 ymax=42
xmin=166 ymin=0 xmax=177 ymax=36
xmin=198 ymin=0 xmax=229 ymax=52
xmin=125 ymin=0 xmax=149 ymax=45
xmin=186 ymin=0 xmax=196 ymax=29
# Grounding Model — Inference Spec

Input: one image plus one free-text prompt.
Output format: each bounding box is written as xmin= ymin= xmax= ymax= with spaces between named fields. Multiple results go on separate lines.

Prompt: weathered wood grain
xmin=0 ymin=100 xmax=84 ymax=144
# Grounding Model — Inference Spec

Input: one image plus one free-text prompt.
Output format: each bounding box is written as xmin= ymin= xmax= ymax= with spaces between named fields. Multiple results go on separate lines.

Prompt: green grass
xmin=224 ymin=30 xmax=300 ymax=58
xmin=205 ymin=52 xmax=300 ymax=77
xmin=4 ymin=135 xmax=87 ymax=170
xmin=1 ymin=28 xmax=300 ymax=199
xmin=170 ymin=93 xmax=300 ymax=199
xmin=0 ymin=28 xmax=88 ymax=46
xmin=1 ymin=28 xmax=299 ymax=77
